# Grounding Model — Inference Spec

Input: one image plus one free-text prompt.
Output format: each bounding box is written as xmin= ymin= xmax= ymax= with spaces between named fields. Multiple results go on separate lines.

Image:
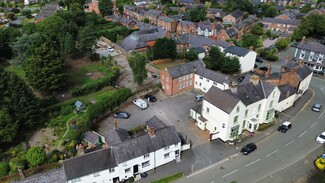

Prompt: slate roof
xmin=120 ymin=28 xmax=166 ymax=51
xmin=195 ymin=67 xmax=231 ymax=84
xmin=281 ymin=61 xmax=313 ymax=80
xmin=83 ymin=131 xmax=98 ymax=144
xmin=63 ymin=148 xmax=117 ymax=181
xmin=297 ymin=42 xmax=325 ymax=54
xmin=158 ymin=16 xmax=174 ymax=22
xmin=207 ymin=8 xmax=224 ymax=17
xmin=226 ymin=28 xmax=238 ymax=38
xmin=260 ymin=18 xmax=299 ymax=25
xmin=105 ymin=128 xmax=131 ymax=146
xmin=215 ymin=23 xmax=223 ymax=32
xmin=174 ymin=34 xmax=217 ymax=49
xmin=180 ymin=0 xmax=195 ymax=3
xmin=204 ymin=86 xmax=240 ymax=114
xmin=145 ymin=115 xmax=166 ymax=130
xmin=179 ymin=20 xmax=194 ymax=26
xmin=146 ymin=9 xmax=162 ymax=16
xmin=278 ymin=84 xmax=296 ymax=102
xmin=192 ymin=47 xmax=206 ymax=53
xmin=215 ymin=40 xmax=230 ymax=48
xmin=224 ymin=46 xmax=249 ymax=57
xmin=229 ymin=10 xmax=243 ymax=19
xmin=166 ymin=60 xmax=204 ymax=79
xmin=236 ymin=82 xmax=265 ymax=106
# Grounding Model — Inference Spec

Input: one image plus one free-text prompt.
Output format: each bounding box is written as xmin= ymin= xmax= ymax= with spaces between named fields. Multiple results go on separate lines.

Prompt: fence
xmin=150 ymin=58 xmax=174 ymax=65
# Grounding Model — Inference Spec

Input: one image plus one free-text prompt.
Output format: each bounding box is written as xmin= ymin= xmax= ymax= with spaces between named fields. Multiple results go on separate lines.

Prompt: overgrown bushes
xmin=259 ymin=48 xmax=278 ymax=62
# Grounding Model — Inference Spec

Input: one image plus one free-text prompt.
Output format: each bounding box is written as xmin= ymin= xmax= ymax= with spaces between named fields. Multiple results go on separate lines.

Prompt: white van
xmin=133 ymin=99 xmax=148 ymax=109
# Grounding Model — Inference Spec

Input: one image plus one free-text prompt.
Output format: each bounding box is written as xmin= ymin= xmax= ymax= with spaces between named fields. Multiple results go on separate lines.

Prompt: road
xmin=177 ymin=73 xmax=325 ymax=183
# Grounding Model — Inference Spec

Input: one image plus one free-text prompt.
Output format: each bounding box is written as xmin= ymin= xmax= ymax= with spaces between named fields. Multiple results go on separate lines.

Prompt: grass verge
xmin=151 ymin=172 xmax=183 ymax=183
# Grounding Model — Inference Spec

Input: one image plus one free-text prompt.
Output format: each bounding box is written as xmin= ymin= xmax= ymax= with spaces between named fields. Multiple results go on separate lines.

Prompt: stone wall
xmin=100 ymin=36 xmax=130 ymax=57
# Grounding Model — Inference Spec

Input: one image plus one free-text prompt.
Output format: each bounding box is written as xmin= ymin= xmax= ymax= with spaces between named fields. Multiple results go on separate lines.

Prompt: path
xmin=57 ymin=115 xmax=78 ymax=150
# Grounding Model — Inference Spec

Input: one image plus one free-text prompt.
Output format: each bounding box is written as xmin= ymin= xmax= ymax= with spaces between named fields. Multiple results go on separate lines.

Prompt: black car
xmin=259 ymin=66 xmax=268 ymax=71
xmin=144 ymin=94 xmax=157 ymax=102
xmin=113 ymin=111 xmax=130 ymax=119
xmin=240 ymin=143 xmax=257 ymax=155
xmin=291 ymin=42 xmax=299 ymax=48
xmin=277 ymin=121 xmax=292 ymax=133
xmin=255 ymin=57 xmax=263 ymax=63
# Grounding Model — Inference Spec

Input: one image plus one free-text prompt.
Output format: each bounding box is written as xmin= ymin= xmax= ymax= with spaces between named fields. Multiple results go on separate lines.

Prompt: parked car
xmin=277 ymin=121 xmax=292 ymax=133
xmin=195 ymin=95 xmax=204 ymax=102
xmin=316 ymin=131 xmax=325 ymax=144
xmin=152 ymin=74 xmax=158 ymax=78
xmin=291 ymin=42 xmax=299 ymax=48
xmin=312 ymin=103 xmax=322 ymax=112
xmin=133 ymin=99 xmax=148 ymax=109
xmin=259 ymin=66 xmax=268 ymax=71
xmin=237 ymin=76 xmax=245 ymax=82
xmin=144 ymin=94 xmax=157 ymax=102
xmin=269 ymin=37 xmax=276 ymax=40
xmin=107 ymin=46 xmax=114 ymax=52
xmin=113 ymin=111 xmax=130 ymax=119
xmin=240 ymin=143 xmax=257 ymax=155
xmin=255 ymin=57 xmax=264 ymax=63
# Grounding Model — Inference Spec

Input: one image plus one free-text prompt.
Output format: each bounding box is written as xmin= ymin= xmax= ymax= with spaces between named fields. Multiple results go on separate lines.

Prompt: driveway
xmin=263 ymin=38 xmax=278 ymax=48
xmin=96 ymin=90 xmax=238 ymax=176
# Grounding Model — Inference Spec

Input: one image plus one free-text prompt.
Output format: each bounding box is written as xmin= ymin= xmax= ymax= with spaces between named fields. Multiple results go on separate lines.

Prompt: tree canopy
xmin=251 ymin=23 xmax=264 ymax=35
xmin=186 ymin=7 xmax=206 ymax=22
xmin=152 ymin=38 xmax=177 ymax=60
xmin=26 ymin=147 xmax=46 ymax=167
xmin=99 ymin=0 xmax=113 ymax=16
xmin=293 ymin=14 xmax=325 ymax=40
xmin=241 ymin=34 xmax=262 ymax=49
xmin=127 ymin=52 xmax=148 ymax=85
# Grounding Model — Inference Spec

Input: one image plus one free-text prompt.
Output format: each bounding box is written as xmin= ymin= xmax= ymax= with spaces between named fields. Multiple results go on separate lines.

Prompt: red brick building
xmin=176 ymin=21 xmax=197 ymax=35
xmin=160 ymin=60 xmax=204 ymax=95
xmin=157 ymin=16 xmax=177 ymax=32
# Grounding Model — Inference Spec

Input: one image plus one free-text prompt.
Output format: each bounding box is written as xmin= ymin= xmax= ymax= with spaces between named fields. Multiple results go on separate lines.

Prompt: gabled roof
xmin=236 ymin=82 xmax=265 ymax=105
xmin=166 ymin=60 xmax=204 ymax=79
xmin=179 ymin=20 xmax=195 ymax=26
xmin=226 ymin=28 xmax=238 ymax=38
xmin=105 ymin=128 xmax=131 ymax=146
xmin=83 ymin=131 xmax=99 ymax=144
xmin=260 ymin=18 xmax=299 ymax=25
xmin=207 ymin=8 xmax=224 ymax=16
xmin=215 ymin=40 xmax=230 ymax=48
xmin=63 ymin=148 xmax=117 ymax=181
xmin=158 ymin=16 xmax=174 ymax=22
xmin=145 ymin=115 xmax=166 ymax=130
xmin=281 ymin=61 xmax=313 ymax=80
xmin=278 ymin=84 xmax=296 ymax=102
xmin=297 ymin=42 xmax=325 ymax=54
xmin=146 ymin=9 xmax=162 ymax=16
xmin=204 ymin=86 xmax=240 ymax=114
xmin=229 ymin=10 xmax=243 ymax=19
xmin=224 ymin=46 xmax=249 ymax=57
xmin=195 ymin=67 xmax=231 ymax=84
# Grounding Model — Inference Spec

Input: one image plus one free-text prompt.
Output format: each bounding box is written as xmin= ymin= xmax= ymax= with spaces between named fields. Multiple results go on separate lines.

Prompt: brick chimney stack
xmin=112 ymin=0 xmax=118 ymax=15
xmin=301 ymin=36 xmax=306 ymax=43
xmin=265 ymin=64 xmax=272 ymax=78
xmin=286 ymin=91 xmax=290 ymax=98
xmin=249 ymin=46 xmax=253 ymax=51
xmin=250 ymin=75 xmax=260 ymax=85
xmin=229 ymin=41 xmax=235 ymax=46
xmin=76 ymin=144 xmax=85 ymax=155
xmin=113 ymin=119 xmax=118 ymax=129
xmin=285 ymin=54 xmax=290 ymax=63
xmin=147 ymin=126 xmax=156 ymax=137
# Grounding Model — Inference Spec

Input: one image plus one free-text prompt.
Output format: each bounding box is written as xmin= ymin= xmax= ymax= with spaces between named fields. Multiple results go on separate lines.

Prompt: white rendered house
xmin=224 ymin=46 xmax=257 ymax=73
xmin=194 ymin=67 xmax=230 ymax=93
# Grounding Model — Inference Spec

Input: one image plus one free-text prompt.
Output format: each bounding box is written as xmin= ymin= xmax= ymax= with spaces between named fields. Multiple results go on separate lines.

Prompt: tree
xmin=300 ymin=3 xmax=313 ymax=13
xmin=143 ymin=18 xmax=150 ymax=23
xmin=22 ymin=10 xmax=33 ymax=18
xmin=0 ymin=109 xmax=18 ymax=144
xmin=186 ymin=49 xmax=198 ymax=61
xmin=252 ymin=23 xmax=264 ymax=35
xmin=186 ymin=7 xmax=206 ymax=22
xmin=26 ymin=147 xmax=46 ymax=167
xmin=221 ymin=56 xmax=240 ymax=73
xmin=160 ymin=0 xmax=172 ymax=4
xmin=25 ymin=41 xmax=67 ymax=94
xmin=127 ymin=52 xmax=148 ymax=85
xmin=152 ymin=37 xmax=177 ymax=60
xmin=99 ymin=0 xmax=113 ymax=16
xmin=63 ymin=33 xmax=75 ymax=54
xmin=264 ymin=6 xmax=277 ymax=18
xmin=292 ymin=14 xmax=325 ymax=40
xmin=275 ymin=38 xmax=290 ymax=50
xmin=0 ymin=28 xmax=13 ymax=61
xmin=12 ymin=33 xmax=40 ymax=65
xmin=241 ymin=34 xmax=261 ymax=48
xmin=77 ymin=23 xmax=97 ymax=53
xmin=203 ymin=46 xmax=224 ymax=70
xmin=0 ymin=162 xmax=10 ymax=177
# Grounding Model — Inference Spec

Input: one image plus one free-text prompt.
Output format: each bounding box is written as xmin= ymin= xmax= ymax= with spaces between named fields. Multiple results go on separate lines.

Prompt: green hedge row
xmin=67 ymin=88 xmax=132 ymax=140
xmin=70 ymin=73 xmax=117 ymax=97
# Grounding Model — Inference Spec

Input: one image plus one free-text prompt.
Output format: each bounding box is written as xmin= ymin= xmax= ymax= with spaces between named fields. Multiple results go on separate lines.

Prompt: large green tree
xmin=0 ymin=162 xmax=10 ymax=177
xmin=12 ymin=33 xmax=40 ymax=65
xmin=0 ymin=109 xmax=17 ymax=144
xmin=292 ymin=14 xmax=325 ymax=40
xmin=251 ymin=23 xmax=264 ymax=35
xmin=241 ymin=34 xmax=261 ymax=48
xmin=203 ymin=46 xmax=224 ymax=70
xmin=275 ymin=38 xmax=290 ymax=50
xmin=99 ymin=0 xmax=113 ymax=16
xmin=186 ymin=7 xmax=206 ymax=22
xmin=264 ymin=6 xmax=278 ymax=18
xmin=77 ymin=23 xmax=97 ymax=52
xmin=26 ymin=147 xmax=46 ymax=167
xmin=25 ymin=41 xmax=66 ymax=94
xmin=127 ymin=52 xmax=148 ymax=85
xmin=221 ymin=56 xmax=240 ymax=73
xmin=0 ymin=28 xmax=13 ymax=61
xmin=152 ymin=37 xmax=177 ymax=60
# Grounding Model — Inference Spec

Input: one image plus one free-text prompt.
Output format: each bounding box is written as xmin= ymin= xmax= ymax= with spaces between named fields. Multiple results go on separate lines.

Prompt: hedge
xmin=70 ymin=73 xmax=117 ymax=97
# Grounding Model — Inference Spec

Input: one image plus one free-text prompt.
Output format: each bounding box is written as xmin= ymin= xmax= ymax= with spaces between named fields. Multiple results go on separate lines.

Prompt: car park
xmin=277 ymin=121 xmax=292 ymax=133
xmin=133 ymin=99 xmax=148 ymax=109
xmin=312 ymin=103 xmax=322 ymax=112
xmin=255 ymin=57 xmax=263 ymax=63
xmin=316 ymin=131 xmax=325 ymax=144
xmin=195 ymin=95 xmax=204 ymax=102
xmin=144 ymin=94 xmax=157 ymax=102
xmin=113 ymin=111 xmax=130 ymax=119
xmin=240 ymin=143 xmax=257 ymax=155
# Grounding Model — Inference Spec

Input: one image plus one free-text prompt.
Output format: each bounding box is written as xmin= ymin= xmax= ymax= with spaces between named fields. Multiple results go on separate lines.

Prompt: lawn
xmin=69 ymin=63 xmax=114 ymax=87
xmin=151 ymin=60 xmax=187 ymax=70
xmin=151 ymin=172 xmax=183 ymax=183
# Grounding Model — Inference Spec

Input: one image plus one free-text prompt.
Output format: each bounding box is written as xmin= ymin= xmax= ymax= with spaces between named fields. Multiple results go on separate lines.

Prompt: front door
xmin=133 ymin=165 xmax=139 ymax=174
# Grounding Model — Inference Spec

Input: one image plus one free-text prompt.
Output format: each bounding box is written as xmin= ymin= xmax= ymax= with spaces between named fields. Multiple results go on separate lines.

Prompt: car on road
xmin=144 ymin=94 xmax=157 ymax=102
xmin=113 ymin=111 xmax=130 ymax=119
xmin=133 ymin=99 xmax=148 ymax=109
xmin=277 ymin=121 xmax=292 ymax=133
xmin=255 ymin=57 xmax=264 ymax=63
xmin=312 ymin=103 xmax=322 ymax=112
xmin=316 ymin=131 xmax=325 ymax=144
xmin=241 ymin=143 xmax=257 ymax=155
xmin=195 ymin=95 xmax=204 ymax=102
xmin=107 ymin=46 xmax=114 ymax=52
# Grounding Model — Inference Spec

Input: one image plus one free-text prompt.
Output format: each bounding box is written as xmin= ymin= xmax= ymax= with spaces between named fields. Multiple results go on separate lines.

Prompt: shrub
xmin=9 ymin=157 xmax=27 ymax=172
xmin=60 ymin=105 xmax=74 ymax=115
xmin=26 ymin=147 xmax=46 ymax=167
xmin=0 ymin=162 xmax=10 ymax=177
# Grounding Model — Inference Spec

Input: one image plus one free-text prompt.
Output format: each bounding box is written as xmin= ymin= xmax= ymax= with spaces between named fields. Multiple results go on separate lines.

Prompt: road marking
xmin=310 ymin=121 xmax=318 ymax=128
xmin=285 ymin=140 xmax=295 ymax=147
xmin=245 ymin=159 xmax=261 ymax=167
xmin=222 ymin=169 xmax=238 ymax=178
xmin=298 ymin=130 xmax=307 ymax=138
xmin=187 ymin=154 xmax=234 ymax=178
xmin=265 ymin=149 xmax=279 ymax=157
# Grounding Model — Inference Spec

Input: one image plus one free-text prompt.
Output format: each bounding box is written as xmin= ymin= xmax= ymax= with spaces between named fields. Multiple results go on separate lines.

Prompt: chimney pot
xmin=113 ymin=119 xmax=118 ymax=129
xmin=250 ymin=75 xmax=260 ymax=85
xmin=286 ymin=91 xmax=290 ymax=98
xmin=249 ymin=46 xmax=253 ymax=51
xmin=229 ymin=41 xmax=235 ymax=46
